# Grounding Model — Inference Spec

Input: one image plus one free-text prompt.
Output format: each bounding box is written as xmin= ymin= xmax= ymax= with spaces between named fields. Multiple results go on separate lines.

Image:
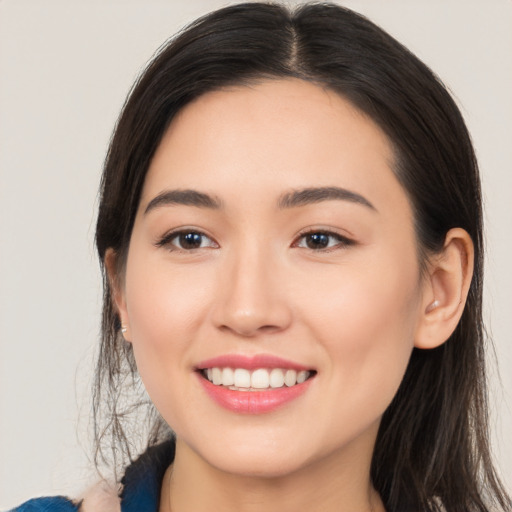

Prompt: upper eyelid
xmin=155 ymin=228 xmax=217 ymax=248
xmin=294 ymin=228 xmax=354 ymax=242
xmin=292 ymin=229 xmax=355 ymax=251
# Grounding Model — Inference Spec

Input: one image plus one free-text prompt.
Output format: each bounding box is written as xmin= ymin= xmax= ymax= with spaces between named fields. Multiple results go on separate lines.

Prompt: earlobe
xmin=414 ymin=228 xmax=474 ymax=350
xmin=105 ymin=248 xmax=131 ymax=342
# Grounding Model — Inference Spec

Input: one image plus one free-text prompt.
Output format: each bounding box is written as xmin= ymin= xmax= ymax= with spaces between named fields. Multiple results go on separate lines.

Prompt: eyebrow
xmin=278 ymin=186 xmax=376 ymax=211
xmin=144 ymin=185 xmax=376 ymax=214
xmin=144 ymin=189 xmax=222 ymax=214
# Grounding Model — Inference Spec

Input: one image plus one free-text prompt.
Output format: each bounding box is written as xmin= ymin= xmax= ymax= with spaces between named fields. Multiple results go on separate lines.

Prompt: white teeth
xmin=212 ymin=367 xmax=222 ymax=385
xmin=269 ymin=368 xmax=285 ymax=388
xmin=251 ymin=369 xmax=270 ymax=389
xmin=203 ymin=367 xmax=312 ymax=389
xmin=297 ymin=370 xmax=308 ymax=384
xmin=284 ymin=369 xmax=297 ymax=387
xmin=234 ymin=368 xmax=251 ymax=388
xmin=222 ymin=367 xmax=234 ymax=386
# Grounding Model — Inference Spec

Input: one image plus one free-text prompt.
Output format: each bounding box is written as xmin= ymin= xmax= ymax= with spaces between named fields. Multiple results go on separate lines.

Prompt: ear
xmin=414 ymin=228 xmax=474 ymax=349
xmin=105 ymin=248 xmax=131 ymax=343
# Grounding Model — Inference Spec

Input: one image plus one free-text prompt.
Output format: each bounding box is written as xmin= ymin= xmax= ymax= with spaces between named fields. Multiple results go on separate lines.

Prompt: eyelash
xmin=155 ymin=229 xmax=218 ymax=251
xmin=293 ymin=229 xmax=354 ymax=252
xmin=155 ymin=229 xmax=354 ymax=253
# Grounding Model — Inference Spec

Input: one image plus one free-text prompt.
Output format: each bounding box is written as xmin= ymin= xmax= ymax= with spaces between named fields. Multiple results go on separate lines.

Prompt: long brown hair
xmin=93 ymin=3 xmax=511 ymax=511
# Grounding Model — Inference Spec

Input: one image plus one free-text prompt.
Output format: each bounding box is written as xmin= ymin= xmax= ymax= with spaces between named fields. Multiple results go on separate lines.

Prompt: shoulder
xmin=7 ymin=496 xmax=81 ymax=512
xmin=8 ymin=481 xmax=121 ymax=512
xmin=8 ymin=439 xmax=175 ymax=512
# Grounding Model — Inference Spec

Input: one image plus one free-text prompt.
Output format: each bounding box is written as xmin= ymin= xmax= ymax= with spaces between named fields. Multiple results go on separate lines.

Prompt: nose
xmin=211 ymin=244 xmax=293 ymax=338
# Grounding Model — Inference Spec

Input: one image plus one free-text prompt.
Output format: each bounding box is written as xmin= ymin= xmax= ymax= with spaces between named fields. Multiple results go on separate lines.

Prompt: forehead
xmin=141 ymin=78 xmax=409 ymax=219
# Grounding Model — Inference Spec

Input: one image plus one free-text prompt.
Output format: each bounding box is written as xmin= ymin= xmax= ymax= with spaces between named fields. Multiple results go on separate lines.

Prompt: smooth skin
xmin=107 ymin=79 xmax=474 ymax=512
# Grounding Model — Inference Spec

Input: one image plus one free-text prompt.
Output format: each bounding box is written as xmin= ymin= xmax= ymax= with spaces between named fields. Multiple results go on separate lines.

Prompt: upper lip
xmin=196 ymin=354 xmax=312 ymax=371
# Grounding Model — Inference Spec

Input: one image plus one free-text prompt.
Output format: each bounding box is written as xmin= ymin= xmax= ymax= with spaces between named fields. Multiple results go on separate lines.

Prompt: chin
xmin=210 ymin=451 xmax=310 ymax=479
xmin=177 ymin=429 xmax=308 ymax=479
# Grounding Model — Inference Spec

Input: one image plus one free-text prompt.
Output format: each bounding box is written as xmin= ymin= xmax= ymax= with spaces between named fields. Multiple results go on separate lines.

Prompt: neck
xmin=162 ymin=429 xmax=385 ymax=512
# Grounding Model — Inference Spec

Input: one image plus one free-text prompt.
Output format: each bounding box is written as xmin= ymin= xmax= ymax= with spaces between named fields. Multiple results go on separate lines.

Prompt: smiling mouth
xmin=200 ymin=367 xmax=315 ymax=391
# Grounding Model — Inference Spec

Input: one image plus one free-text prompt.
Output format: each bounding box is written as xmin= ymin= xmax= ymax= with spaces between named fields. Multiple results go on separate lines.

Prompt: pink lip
xmin=196 ymin=372 xmax=313 ymax=414
xmin=196 ymin=354 xmax=311 ymax=371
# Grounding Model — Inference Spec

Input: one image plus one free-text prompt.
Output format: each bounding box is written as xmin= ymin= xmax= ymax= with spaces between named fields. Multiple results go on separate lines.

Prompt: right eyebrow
xmin=144 ymin=189 xmax=223 ymax=214
xmin=278 ymin=186 xmax=376 ymax=211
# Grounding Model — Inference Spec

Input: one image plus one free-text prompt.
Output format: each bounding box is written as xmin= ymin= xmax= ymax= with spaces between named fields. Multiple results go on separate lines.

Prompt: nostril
xmin=218 ymin=322 xmax=284 ymax=338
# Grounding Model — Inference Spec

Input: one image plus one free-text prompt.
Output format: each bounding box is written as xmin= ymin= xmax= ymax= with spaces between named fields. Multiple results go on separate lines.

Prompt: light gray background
xmin=1 ymin=0 xmax=511 ymax=508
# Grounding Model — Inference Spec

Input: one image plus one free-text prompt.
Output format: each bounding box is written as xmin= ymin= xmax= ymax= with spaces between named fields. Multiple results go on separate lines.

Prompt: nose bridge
xmin=213 ymin=237 xmax=291 ymax=336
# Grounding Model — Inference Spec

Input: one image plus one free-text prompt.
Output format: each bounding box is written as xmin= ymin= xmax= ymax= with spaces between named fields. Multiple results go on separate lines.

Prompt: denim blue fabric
xmin=7 ymin=496 xmax=80 ymax=512
xmin=7 ymin=440 xmax=176 ymax=512
xmin=120 ymin=439 xmax=175 ymax=512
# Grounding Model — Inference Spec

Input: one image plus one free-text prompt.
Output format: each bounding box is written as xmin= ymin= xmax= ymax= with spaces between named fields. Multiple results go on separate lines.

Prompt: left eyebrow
xmin=278 ymin=186 xmax=377 ymax=211
xmin=144 ymin=189 xmax=223 ymax=214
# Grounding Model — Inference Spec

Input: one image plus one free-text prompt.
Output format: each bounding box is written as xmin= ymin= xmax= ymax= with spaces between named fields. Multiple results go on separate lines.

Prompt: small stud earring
xmin=121 ymin=325 xmax=127 ymax=334
xmin=426 ymin=300 xmax=440 ymax=313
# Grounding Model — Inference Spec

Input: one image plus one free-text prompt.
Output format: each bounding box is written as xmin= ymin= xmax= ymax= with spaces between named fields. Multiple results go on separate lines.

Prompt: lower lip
xmin=196 ymin=373 xmax=313 ymax=414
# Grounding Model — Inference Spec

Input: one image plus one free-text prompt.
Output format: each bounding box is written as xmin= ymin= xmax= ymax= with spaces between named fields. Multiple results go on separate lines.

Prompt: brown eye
xmin=157 ymin=230 xmax=218 ymax=251
xmin=295 ymin=231 xmax=352 ymax=251
xmin=304 ymin=233 xmax=330 ymax=249
xmin=177 ymin=232 xmax=204 ymax=249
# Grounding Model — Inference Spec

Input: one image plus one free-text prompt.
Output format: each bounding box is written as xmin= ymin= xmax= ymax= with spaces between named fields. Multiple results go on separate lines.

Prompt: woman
xmin=9 ymin=2 xmax=511 ymax=512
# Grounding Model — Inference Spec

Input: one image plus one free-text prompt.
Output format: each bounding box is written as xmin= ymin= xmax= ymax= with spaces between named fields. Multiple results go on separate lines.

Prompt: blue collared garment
xmin=7 ymin=440 xmax=176 ymax=512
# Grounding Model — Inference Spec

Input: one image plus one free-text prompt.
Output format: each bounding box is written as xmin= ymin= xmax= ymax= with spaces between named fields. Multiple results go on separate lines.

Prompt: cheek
xmin=122 ymin=248 xmax=215 ymax=417
xmin=125 ymin=248 xmax=213 ymax=344
xmin=299 ymin=251 xmax=421 ymax=406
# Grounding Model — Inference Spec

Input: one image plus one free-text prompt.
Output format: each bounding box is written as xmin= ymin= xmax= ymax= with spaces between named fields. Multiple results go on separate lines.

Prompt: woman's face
xmin=117 ymin=79 xmax=427 ymax=477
